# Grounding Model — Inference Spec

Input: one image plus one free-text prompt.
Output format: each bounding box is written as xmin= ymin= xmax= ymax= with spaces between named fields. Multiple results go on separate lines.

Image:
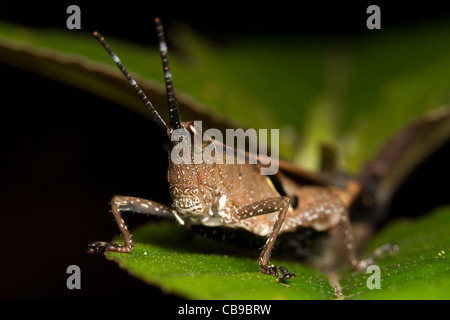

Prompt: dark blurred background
xmin=0 ymin=1 xmax=449 ymax=299
xmin=1 ymin=1 xmax=449 ymax=39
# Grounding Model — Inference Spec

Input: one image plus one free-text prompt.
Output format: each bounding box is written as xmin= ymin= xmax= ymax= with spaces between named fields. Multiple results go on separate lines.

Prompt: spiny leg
xmin=340 ymin=209 xmax=398 ymax=270
xmin=323 ymin=185 xmax=398 ymax=269
xmin=337 ymin=208 xmax=397 ymax=269
xmin=260 ymin=201 xmax=296 ymax=282
xmin=237 ymin=196 xmax=295 ymax=281
xmin=293 ymin=189 xmax=363 ymax=269
xmin=356 ymin=244 xmax=399 ymax=270
xmin=339 ymin=207 xmax=359 ymax=268
xmin=86 ymin=195 xmax=174 ymax=254
xmin=290 ymin=187 xmax=398 ymax=270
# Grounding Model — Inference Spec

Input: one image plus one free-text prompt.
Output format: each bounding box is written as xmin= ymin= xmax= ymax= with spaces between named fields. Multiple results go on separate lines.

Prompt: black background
xmin=1 ymin=1 xmax=449 ymax=39
xmin=0 ymin=1 xmax=449 ymax=299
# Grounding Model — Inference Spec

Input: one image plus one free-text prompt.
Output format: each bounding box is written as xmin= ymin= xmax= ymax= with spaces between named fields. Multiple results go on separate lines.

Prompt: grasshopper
xmin=87 ymin=18 xmax=393 ymax=281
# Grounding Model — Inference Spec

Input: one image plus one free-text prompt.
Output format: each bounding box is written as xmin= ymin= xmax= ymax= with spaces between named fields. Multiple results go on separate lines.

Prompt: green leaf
xmin=105 ymin=223 xmax=336 ymax=300
xmin=106 ymin=206 xmax=450 ymax=300
xmin=341 ymin=206 xmax=450 ymax=300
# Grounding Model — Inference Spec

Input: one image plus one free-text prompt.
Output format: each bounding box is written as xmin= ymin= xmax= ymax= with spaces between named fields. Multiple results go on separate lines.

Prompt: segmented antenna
xmin=92 ymin=31 xmax=168 ymax=134
xmin=154 ymin=17 xmax=181 ymax=130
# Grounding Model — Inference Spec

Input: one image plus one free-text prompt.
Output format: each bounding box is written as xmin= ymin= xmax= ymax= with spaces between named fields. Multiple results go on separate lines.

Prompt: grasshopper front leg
xmin=86 ymin=195 xmax=174 ymax=254
xmin=236 ymin=196 xmax=295 ymax=281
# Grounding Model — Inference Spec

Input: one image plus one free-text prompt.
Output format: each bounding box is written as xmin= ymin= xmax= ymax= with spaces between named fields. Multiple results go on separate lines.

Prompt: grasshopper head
xmin=167 ymin=121 xmax=211 ymax=218
xmin=94 ymin=19 xmax=216 ymax=224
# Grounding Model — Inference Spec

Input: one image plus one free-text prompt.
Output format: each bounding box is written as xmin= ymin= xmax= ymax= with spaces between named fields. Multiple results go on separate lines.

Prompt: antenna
xmin=154 ymin=17 xmax=181 ymax=130
xmin=92 ymin=31 xmax=168 ymax=135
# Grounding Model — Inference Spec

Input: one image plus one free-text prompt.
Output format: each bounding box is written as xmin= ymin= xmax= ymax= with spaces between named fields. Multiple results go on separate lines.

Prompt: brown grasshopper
xmin=87 ymin=18 xmax=393 ymax=281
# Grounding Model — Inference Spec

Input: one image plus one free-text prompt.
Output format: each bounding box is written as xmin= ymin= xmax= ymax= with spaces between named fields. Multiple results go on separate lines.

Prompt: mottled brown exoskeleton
xmin=87 ymin=18 xmax=392 ymax=281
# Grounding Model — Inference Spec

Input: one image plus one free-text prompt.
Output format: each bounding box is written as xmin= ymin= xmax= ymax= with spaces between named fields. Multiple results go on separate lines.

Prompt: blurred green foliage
xmin=1 ymin=20 xmax=449 ymax=172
